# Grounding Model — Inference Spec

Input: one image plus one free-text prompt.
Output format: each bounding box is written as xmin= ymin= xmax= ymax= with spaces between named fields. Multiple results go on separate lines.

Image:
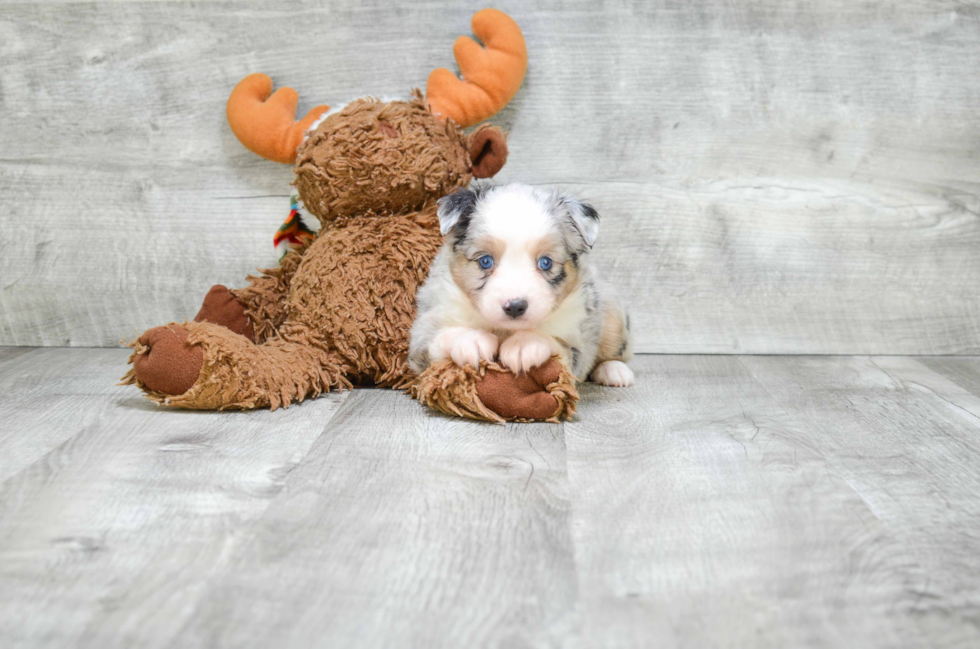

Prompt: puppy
xmin=409 ymin=183 xmax=634 ymax=388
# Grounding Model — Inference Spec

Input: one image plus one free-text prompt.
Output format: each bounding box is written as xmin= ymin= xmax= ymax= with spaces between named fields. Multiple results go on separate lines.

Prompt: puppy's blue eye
xmin=537 ymin=257 xmax=553 ymax=271
xmin=478 ymin=255 xmax=494 ymax=270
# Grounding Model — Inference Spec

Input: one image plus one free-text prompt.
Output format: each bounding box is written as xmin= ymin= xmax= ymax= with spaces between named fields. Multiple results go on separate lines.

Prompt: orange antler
xmin=226 ymin=73 xmax=330 ymax=164
xmin=426 ymin=9 xmax=527 ymax=128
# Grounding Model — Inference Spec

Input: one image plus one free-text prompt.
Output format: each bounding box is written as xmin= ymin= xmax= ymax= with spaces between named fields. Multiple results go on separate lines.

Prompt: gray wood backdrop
xmin=1 ymin=0 xmax=978 ymax=352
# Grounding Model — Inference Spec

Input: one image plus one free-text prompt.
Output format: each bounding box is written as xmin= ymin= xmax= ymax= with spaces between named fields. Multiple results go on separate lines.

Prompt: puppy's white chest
xmin=536 ymin=290 xmax=588 ymax=349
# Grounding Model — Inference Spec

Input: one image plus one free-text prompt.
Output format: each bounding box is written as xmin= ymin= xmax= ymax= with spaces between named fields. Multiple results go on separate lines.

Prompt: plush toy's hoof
xmin=194 ymin=285 xmax=254 ymax=341
xmin=130 ymin=325 xmax=204 ymax=396
xmin=476 ymin=359 xmax=565 ymax=420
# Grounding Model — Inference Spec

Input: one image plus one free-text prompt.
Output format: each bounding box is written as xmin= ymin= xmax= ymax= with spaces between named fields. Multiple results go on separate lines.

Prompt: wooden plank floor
xmin=1 ymin=349 xmax=979 ymax=648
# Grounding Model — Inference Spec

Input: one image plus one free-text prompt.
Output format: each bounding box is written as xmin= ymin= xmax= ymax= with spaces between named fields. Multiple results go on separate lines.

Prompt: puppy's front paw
xmin=449 ymin=329 xmax=499 ymax=369
xmin=499 ymin=331 xmax=556 ymax=374
xmin=591 ymin=360 xmax=635 ymax=387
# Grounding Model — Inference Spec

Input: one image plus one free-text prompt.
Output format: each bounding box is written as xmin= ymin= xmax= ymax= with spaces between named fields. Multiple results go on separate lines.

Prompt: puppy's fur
xmin=409 ymin=183 xmax=634 ymax=387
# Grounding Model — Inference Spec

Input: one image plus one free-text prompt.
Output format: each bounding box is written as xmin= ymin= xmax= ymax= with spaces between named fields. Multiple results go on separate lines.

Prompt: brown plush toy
xmin=122 ymin=9 xmax=578 ymax=422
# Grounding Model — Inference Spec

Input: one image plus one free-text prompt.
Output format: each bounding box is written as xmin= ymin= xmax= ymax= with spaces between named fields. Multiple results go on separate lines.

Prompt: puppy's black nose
xmin=503 ymin=299 xmax=528 ymax=319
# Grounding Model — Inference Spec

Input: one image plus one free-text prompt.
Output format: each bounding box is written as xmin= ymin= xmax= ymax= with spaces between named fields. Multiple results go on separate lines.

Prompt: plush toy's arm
xmin=230 ymin=244 xmax=309 ymax=344
xmin=412 ymin=357 xmax=578 ymax=423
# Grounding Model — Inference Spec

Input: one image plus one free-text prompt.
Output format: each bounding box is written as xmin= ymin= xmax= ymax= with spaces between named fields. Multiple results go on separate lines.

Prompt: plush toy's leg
xmin=122 ymin=320 xmax=349 ymax=410
xmin=412 ymin=357 xmax=578 ymax=423
xmin=231 ymin=246 xmax=307 ymax=343
xmin=194 ymin=285 xmax=255 ymax=340
xmin=184 ymin=246 xmax=308 ymax=345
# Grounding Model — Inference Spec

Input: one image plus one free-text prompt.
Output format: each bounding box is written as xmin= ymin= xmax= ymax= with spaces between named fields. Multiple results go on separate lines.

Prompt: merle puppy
xmin=409 ymin=183 xmax=634 ymax=387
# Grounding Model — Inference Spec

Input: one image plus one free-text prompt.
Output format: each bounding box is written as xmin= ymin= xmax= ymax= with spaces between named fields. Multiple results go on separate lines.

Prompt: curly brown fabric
xmin=412 ymin=357 xmax=578 ymax=423
xmin=280 ymin=208 xmax=444 ymax=388
xmin=123 ymin=92 xmax=564 ymax=422
xmin=122 ymin=320 xmax=349 ymax=410
xmin=295 ymin=93 xmax=472 ymax=227
xmin=231 ymin=244 xmax=307 ymax=344
xmin=125 ymin=208 xmax=444 ymax=406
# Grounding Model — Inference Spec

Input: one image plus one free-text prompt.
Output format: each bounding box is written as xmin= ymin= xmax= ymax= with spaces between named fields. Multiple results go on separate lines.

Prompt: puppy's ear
xmin=437 ymin=188 xmax=477 ymax=236
xmin=561 ymin=196 xmax=600 ymax=248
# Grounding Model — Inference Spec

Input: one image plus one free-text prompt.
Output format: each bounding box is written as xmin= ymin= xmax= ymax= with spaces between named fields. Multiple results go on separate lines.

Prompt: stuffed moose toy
xmin=122 ymin=9 xmax=578 ymax=422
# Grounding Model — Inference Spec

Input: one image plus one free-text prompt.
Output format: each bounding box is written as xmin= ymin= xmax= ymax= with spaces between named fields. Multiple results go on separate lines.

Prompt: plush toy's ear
xmin=437 ymin=188 xmax=477 ymax=236
xmin=560 ymin=195 xmax=600 ymax=248
xmin=468 ymin=125 xmax=508 ymax=179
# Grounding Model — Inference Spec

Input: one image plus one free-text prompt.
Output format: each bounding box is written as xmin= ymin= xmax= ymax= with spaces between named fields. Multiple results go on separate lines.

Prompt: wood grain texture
xmin=0 ymin=348 xmax=347 ymax=649
xmin=917 ymin=356 xmax=980 ymax=400
xmin=3 ymin=350 xmax=980 ymax=646
xmin=0 ymin=348 xmax=133 ymax=482
xmin=1 ymin=1 xmax=979 ymax=352
xmin=0 ymin=347 xmax=32 ymax=364
xmin=171 ymin=390 xmax=575 ymax=649
xmin=563 ymin=355 xmax=975 ymax=648
xmin=873 ymin=356 xmax=980 ymax=423
xmin=740 ymin=355 xmax=980 ymax=648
